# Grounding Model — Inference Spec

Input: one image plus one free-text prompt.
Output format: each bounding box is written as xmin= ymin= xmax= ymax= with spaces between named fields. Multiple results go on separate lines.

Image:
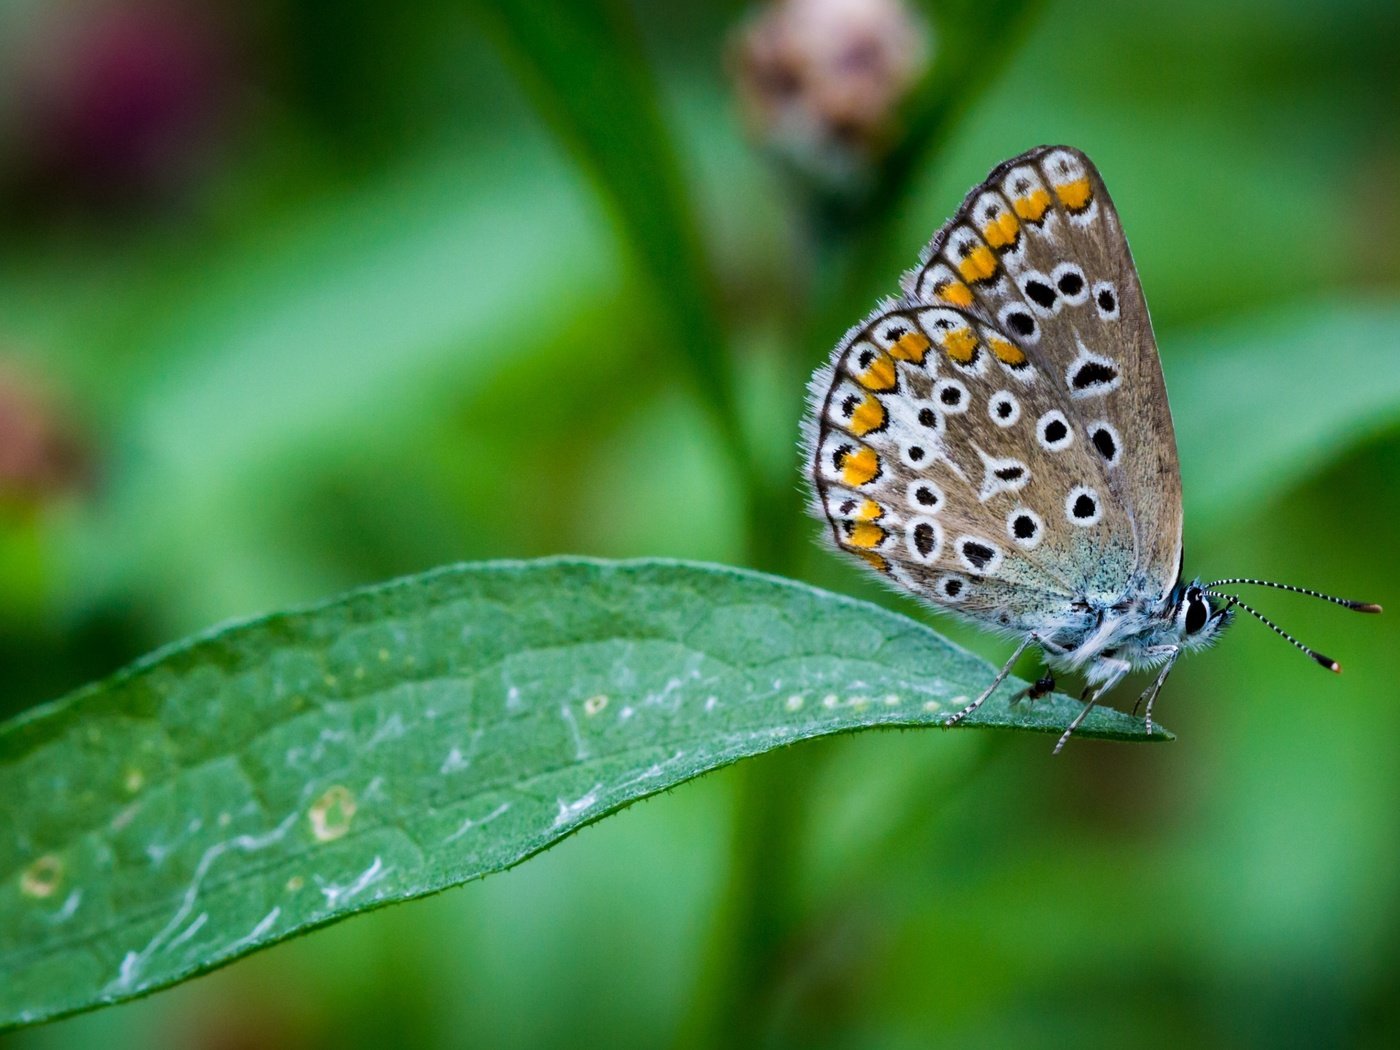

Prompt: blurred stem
xmin=676 ymin=747 xmax=820 ymax=1050
xmin=474 ymin=0 xmax=777 ymax=568
xmin=686 ymin=2 xmax=1048 ymax=1043
xmin=484 ymin=1 xmax=1044 ymax=1042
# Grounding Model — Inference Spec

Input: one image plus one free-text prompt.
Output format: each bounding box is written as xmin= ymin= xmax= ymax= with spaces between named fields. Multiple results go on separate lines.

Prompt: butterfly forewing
xmin=904 ymin=145 xmax=1182 ymax=599
xmin=807 ymin=145 xmax=1183 ymax=630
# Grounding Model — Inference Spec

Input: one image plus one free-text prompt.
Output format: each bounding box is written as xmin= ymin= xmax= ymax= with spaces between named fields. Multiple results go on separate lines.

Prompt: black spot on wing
xmin=1071 ymin=361 xmax=1118 ymax=390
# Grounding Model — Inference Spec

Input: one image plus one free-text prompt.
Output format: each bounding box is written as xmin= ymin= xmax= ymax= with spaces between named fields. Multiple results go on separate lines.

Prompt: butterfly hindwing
xmin=901 ymin=145 xmax=1183 ymax=601
xmin=805 ymin=299 xmax=1134 ymax=633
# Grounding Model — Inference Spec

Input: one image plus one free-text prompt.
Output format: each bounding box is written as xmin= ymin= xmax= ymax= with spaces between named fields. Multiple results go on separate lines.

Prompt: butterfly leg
xmin=944 ymin=634 xmax=1035 ymax=728
xmin=1053 ymin=687 xmax=1104 ymax=756
xmin=1132 ymin=646 xmax=1181 ymax=736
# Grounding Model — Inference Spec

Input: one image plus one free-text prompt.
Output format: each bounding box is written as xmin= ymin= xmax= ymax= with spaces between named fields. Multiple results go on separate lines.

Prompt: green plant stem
xmin=675 ymin=750 xmax=815 ymax=1050
xmin=690 ymin=2 xmax=1049 ymax=1043
xmin=473 ymin=0 xmax=768 ymax=565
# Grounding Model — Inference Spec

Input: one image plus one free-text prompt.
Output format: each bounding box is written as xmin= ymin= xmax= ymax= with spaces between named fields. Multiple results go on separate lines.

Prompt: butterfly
xmin=802 ymin=145 xmax=1381 ymax=753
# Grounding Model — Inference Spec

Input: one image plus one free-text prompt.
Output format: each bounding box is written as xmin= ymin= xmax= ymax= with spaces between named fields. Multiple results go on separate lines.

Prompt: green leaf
xmin=0 ymin=558 xmax=1165 ymax=1029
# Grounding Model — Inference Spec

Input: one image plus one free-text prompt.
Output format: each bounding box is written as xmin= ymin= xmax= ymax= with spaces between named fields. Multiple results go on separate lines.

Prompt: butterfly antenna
xmin=1205 ymin=592 xmax=1343 ymax=673
xmin=1206 ymin=578 xmax=1382 ymax=614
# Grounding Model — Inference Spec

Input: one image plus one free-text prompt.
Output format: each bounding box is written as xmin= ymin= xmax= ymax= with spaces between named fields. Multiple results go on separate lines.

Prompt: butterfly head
xmin=1168 ymin=580 xmax=1233 ymax=653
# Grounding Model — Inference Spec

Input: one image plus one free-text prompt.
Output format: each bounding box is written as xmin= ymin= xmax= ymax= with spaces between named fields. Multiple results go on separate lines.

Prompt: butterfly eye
xmin=936 ymin=574 xmax=970 ymax=602
xmin=1066 ymin=346 xmax=1122 ymax=399
xmin=956 ymin=536 xmax=1003 ymax=575
xmin=1065 ymin=485 xmax=1102 ymax=527
xmin=1006 ymin=507 xmax=1044 ymax=550
xmin=999 ymin=304 xmax=1039 ymax=342
xmin=1051 ymin=262 xmax=1089 ymax=304
xmin=1018 ymin=271 xmax=1058 ymax=314
xmin=906 ymin=480 xmax=943 ymax=511
xmin=900 ymin=444 xmax=929 ymax=467
xmin=1184 ymin=591 xmax=1210 ymax=634
xmin=905 ymin=518 xmax=944 ymax=564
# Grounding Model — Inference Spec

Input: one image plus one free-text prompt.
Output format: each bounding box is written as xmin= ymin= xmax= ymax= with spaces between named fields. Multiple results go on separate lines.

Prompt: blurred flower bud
xmin=0 ymin=363 xmax=91 ymax=508
xmin=730 ymin=0 xmax=932 ymax=190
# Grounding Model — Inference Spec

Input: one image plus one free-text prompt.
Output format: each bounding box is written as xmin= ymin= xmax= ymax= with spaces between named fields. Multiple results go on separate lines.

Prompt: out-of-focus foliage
xmin=0 ymin=0 xmax=1396 ymax=1047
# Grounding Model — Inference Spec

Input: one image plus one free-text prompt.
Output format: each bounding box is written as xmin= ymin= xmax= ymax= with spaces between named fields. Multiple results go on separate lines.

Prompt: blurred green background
xmin=2 ymin=0 xmax=1398 ymax=1046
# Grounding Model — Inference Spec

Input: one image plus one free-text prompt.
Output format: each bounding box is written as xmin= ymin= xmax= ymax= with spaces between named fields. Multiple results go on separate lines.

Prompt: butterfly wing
xmin=803 ymin=299 xmax=1132 ymax=634
xmin=804 ymin=146 xmax=1183 ymax=630
xmin=902 ymin=145 xmax=1183 ymax=600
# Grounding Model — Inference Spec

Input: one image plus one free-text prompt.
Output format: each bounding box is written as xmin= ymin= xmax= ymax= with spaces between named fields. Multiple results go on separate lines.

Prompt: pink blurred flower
xmin=4 ymin=2 xmax=240 ymax=209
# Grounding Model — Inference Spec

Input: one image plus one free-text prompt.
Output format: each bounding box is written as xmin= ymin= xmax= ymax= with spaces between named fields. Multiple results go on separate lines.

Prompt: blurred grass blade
xmin=0 ymin=558 xmax=1165 ymax=1029
xmin=1171 ymin=301 xmax=1400 ymax=522
xmin=27 ymin=139 xmax=623 ymax=627
xmin=474 ymin=0 xmax=737 ymax=436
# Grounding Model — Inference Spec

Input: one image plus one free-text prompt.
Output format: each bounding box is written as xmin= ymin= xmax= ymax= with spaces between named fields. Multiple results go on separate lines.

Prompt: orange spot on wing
xmin=889 ymin=331 xmax=931 ymax=364
xmin=956 ymin=244 xmax=998 ymax=284
xmin=854 ymin=499 xmax=884 ymax=522
xmin=850 ymin=395 xmax=886 ymax=436
xmin=847 ymin=522 xmax=887 ymax=549
xmin=839 ymin=446 xmax=880 ymax=487
xmin=942 ymin=326 xmax=979 ymax=364
xmin=856 ymin=550 xmax=890 ymax=573
xmin=1013 ymin=188 xmax=1051 ymax=223
xmin=935 ymin=280 xmax=974 ymax=307
xmin=988 ymin=336 xmax=1027 ymax=367
xmin=1055 ymin=178 xmax=1093 ymax=212
xmin=856 ymin=352 xmax=897 ymax=391
xmin=982 ymin=212 xmax=1020 ymax=250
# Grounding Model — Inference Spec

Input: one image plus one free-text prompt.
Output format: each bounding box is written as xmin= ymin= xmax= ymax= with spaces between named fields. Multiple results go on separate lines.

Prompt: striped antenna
xmin=1205 ymin=592 xmax=1342 ymax=673
xmin=1206 ymin=578 xmax=1382 ymax=614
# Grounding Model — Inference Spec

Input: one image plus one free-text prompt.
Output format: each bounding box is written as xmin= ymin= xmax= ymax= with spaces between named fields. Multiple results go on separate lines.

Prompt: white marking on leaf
xmin=228 ymin=907 xmax=281 ymax=953
xmin=318 ymin=857 xmax=387 ymax=908
xmin=444 ymin=802 xmax=511 ymax=844
xmin=108 ymin=811 xmax=299 ymax=993
xmin=167 ymin=911 xmax=207 ymax=951
xmin=366 ymin=712 xmax=407 ymax=749
xmin=440 ymin=747 xmax=469 ymax=774
xmin=559 ymin=703 xmax=589 ymax=760
xmin=583 ymin=694 xmax=608 ymax=716
xmin=42 ymin=889 xmax=83 ymax=924
xmin=553 ymin=785 xmax=602 ymax=827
